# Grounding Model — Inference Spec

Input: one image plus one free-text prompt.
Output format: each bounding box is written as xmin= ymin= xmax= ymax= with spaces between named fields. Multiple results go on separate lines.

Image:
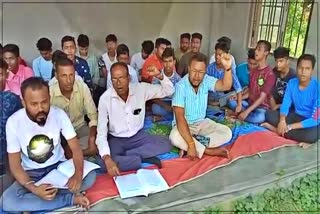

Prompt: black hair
xmin=297 ymin=54 xmax=316 ymax=69
xmin=162 ymin=47 xmax=175 ymax=59
xmin=77 ymin=34 xmax=89 ymax=47
xmin=105 ymin=34 xmax=117 ymax=43
xmin=116 ymin=44 xmax=129 ymax=56
xmin=191 ymin=33 xmax=203 ymax=41
xmin=21 ymin=77 xmax=49 ymax=99
xmin=257 ymin=40 xmax=271 ymax=52
xmin=36 ymin=38 xmax=52 ymax=51
xmin=141 ymin=40 xmax=154 ymax=55
xmin=273 ymin=47 xmax=290 ymax=59
xmin=214 ymin=42 xmax=229 ymax=53
xmin=189 ymin=53 xmax=207 ymax=66
xmin=248 ymin=48 xmax=255 ymax=60
xmin=155 ymin=38 xmax=167 ymax=49
xmin=55 ymin=56 xmax=74 ymax=72
xmin=3 ymin=44 xmax=20 ymax=57
xmin=61 ymin=35 xmax=76 ymax=49
xmin=52 ymin=50 xmax=68 ymax=64
xmin=180 ymin=33 xmax=191 ymax=40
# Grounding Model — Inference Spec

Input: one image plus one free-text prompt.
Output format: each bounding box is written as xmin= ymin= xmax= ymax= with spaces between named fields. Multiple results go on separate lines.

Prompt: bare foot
xmin=73 ymin=194 xmax=90 ymax=209
xmin=204 ymin=147 xmax=229 ymax=158
xmin=153 ymin=115 xmax=163 ymax=122
xmin=298 ymin=142 xmax=312 ymax=149
xmin=261 ymin=122 xmax=277 ymax=132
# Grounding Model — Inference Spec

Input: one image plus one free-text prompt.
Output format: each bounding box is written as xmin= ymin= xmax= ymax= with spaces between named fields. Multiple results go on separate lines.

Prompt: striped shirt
xmin=172 ymin=74 xmax=217 ymax=125
xmin=206 ymin=62 xmax=242 ymax=93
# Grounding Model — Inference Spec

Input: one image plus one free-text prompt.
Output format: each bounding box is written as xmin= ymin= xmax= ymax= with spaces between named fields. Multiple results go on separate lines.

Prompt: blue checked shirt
xmin=206 ymin=62 xmax=242 ymax=93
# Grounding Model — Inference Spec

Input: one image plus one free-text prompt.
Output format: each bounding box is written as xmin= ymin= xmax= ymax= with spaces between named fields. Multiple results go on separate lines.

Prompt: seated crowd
xmin=0 ymin=32 xmax=319 ymax=213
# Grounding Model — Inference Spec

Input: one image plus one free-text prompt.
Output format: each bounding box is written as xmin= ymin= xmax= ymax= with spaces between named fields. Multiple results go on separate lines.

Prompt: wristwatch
xmin=287 ymin=124 xmax=292 ymax=131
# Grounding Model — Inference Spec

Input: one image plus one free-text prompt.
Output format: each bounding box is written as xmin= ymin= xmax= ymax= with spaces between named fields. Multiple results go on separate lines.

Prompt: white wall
xmin=1 ymin=0 xmax=318 ymax=71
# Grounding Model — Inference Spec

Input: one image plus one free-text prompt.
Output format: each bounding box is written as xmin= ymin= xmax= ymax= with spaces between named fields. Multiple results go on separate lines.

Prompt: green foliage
xmin=283 ymin=0 xmax=313 ymax=57
xmin=147 ymin=124 xmax=171 ymax=136
xmin=197 ymin=172 xmax=319 ymax=213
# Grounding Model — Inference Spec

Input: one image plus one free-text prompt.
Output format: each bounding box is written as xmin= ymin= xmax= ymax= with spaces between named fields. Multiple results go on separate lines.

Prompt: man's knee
xmin=266 ymin=109 xmax=281 ymax=125
xmin=81 ymin=170 xmax=97 ymax=191
xmin=1 ymin=186 xmax=17 ymax=212
xmin=169 ymin=127 xmax=189 ymax=151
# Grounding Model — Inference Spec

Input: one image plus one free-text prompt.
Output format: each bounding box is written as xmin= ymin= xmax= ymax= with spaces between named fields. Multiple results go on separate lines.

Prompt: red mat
xmin=86 ymin=131 xmax=297 ymax=205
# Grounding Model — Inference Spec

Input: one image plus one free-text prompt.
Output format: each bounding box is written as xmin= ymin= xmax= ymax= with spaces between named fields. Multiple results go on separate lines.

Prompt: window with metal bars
xmin=248 ymin=0 xmax=314 ymax=58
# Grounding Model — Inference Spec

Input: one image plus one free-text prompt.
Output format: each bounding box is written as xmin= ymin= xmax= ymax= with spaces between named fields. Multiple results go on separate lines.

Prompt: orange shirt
xmin=141 ymin=54 xmax=163 ymax=83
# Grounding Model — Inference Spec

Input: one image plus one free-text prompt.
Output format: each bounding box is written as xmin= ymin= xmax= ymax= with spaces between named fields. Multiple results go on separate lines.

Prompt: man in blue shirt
xmin=151 ymin=47 xmax=181 ymax=121
xmin=262 ymin=54 xmax=319 ymax=147
xmin=0 ymin=59 xmax=22 ymax=175
xmin=32 ymin=38 xmax=53 ymax=82
xmin=170 ymin=53 xmax=233 ymax=160
xmin=207 ymin=42 xmax=243 ymax=112
xmin=61 ymin=36 xmax=93 ymax=90
xmin=236 ymin=48 xmax=258 ymax=88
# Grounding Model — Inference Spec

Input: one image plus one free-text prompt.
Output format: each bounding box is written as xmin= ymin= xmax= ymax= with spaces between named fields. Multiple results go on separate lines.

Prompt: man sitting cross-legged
xmin=1 ymin=77 xmax=96 ymax=213
xmin=262 ymin=54 xmax=319 ymax=148
xmin=151 ymin=47 xmax=181 ymax=121
xmin=50 ymin=57 xmax=98 ymax=158
xmin=169 ymin=53 xmax=233 ymax=160
xmin=96 ymin=62 xmax=174 ymax=176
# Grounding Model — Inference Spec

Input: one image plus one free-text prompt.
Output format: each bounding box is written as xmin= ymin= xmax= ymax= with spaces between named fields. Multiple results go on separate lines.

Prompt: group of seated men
xmin=0 ymin=32 xmax=319 ymax=213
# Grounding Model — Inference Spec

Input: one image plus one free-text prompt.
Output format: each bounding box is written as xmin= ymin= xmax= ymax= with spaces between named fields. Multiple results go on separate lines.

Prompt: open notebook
xmin=35 ymin=159 xmax=100 ymax=189
xmin=114 ymin=169 xmax=169 ymax=199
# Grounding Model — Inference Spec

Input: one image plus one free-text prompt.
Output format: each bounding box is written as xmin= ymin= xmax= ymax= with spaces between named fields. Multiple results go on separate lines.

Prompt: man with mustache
xmin=1 ymin=77 xmax=96 ymax=212
xmin=96 ymin=62 xmax=174 ymax=176
xmin=50 ymin=57 xmax=98 ymax=158
xmin=169 ymin=53 xmax=233 ymax=160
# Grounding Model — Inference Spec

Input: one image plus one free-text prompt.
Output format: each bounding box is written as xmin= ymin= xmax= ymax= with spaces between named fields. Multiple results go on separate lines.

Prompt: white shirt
xmin=102 ymin=52 xmax=117 ymax=73
xmin=96 ymin=75 xmax=174 ymax=157
xmin=6 ymin=106 xmax=76 ymax=170
xmin=130 ymin=52 xmax=145 ymax=73
xmin=106 ymin=65 xmax=139 ymax=90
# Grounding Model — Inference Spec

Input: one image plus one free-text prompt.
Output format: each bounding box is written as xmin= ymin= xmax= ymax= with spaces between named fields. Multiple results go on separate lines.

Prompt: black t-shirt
xmin=272 ymin=67 xmax=296 ymax=104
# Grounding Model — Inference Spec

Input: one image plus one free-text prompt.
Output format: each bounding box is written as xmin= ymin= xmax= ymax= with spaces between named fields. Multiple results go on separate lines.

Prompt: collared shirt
xmin=106 ymin=64 xmax=139 ymax=90
xmin=206 ymin=62 xmax=242 ymax=93
xmin=172 ymin=74 xmax=217 ymax=125
xmin=102 ymin=52 xmax=117 ymax=73
xmin=74 ymin=56 xmax=93 ymax=90
xmin=78 ymin=52 xmax=100 ymax=86
xmin=50 ymin=78 xmax=98 ymax=130
xmin=141 ymin=54 xmax=163 ymax=83
xmin=0 ymin=91 xmax=22 ymax=163
xmin=96 ymin=75 xmax=174 ymax=157
xmin=152 ymin=70 xmax=181 ymax=100
xmin=32 ymin=56 xmax=53 ymax=82
xmin=130 ymin=52 xmax=145 ymax=73
xmin=5 ymin=65 xmax=34 ymax=96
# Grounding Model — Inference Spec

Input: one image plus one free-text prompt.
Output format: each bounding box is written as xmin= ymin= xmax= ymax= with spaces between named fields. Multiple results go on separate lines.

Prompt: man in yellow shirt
xmin=50 ymin=57 xmax=98 ymax=158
